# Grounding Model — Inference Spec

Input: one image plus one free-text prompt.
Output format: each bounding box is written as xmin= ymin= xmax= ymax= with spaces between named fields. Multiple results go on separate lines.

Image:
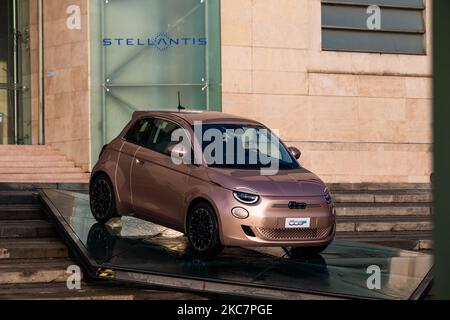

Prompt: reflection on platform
xmin=43 ymin=189 xmax=433 ymax=300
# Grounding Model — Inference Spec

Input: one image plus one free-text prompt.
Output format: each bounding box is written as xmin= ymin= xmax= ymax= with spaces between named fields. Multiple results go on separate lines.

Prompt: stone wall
xmin=220 ymin=0 xmax=433 ymax=183
xmin=30 ymin=0 xmax=90 ymax=171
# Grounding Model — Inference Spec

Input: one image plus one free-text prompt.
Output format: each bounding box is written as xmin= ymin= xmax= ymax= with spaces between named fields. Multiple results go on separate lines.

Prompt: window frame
xmin=145 ymin=118 xmax=181 ymax=156
xmin=123 ymin=118 xmax=155 ymax=147
xmin=321 ymin=0 xmax=427 ymax=55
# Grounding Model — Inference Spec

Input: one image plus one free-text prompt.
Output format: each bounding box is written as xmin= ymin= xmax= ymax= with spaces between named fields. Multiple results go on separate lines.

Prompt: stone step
xmin=337 ymin=230 xmax=433 ymax=251
xmin=0 ymin=283 xmax=206 ymax=300
xmin=0 ymin=173 xmax=90 ymax=183
xmin=335 ymin=202 xmax=432 ymax=216
xmin=0 ymin=238 xmax=68 ymax=259
xmin=329 ymin=183 xmax=431 ymax=191
xmin=0 ymin=150 xmax=65 ymax=156
xmin=337 ymin=215 xmax=432 ymax=232
xmin=0 ymin=167 xmax=83 ymax=174
xmin=333 ymin=191 xmax=432 ymax=203
xmin=0 ymin=184 xmax=89 ymax=191
xmin=0 ymin=178 xmax=90 ymax=184
xmin=0 ymin=155 xmax=67 ymax=162
xmin=0 ymin=191 xmax=38 ymax=204
xmin=0 ymin=283 xmax=133 ymax=300
xmin=0 ymin=205 xmax=44 ymax=220
xmin=0 ymin=161 xmax=76 ymax=168
xmin=0 ymin=258 xmax=77 ymax=285
xmin=0 ymin=220 xmax=57 ymax=239
xmin=337 ymin=230 xmax=433 ymax=240
xmin=0 ymin=145 xmax=56 ymax=151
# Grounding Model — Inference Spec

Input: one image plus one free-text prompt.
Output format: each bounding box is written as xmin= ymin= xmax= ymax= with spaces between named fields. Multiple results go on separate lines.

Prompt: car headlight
xmin=233 ymin=191 xmax=260 ymax=204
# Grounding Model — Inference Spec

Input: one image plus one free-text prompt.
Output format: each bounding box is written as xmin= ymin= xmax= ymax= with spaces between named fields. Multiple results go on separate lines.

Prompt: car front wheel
xmin=187 ymin=202 xmax=223 ymax=257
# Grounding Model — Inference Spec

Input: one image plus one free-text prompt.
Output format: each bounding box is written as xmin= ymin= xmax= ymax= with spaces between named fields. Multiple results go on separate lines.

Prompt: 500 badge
xmin=285 ymin=217 xmax=311 ymax=228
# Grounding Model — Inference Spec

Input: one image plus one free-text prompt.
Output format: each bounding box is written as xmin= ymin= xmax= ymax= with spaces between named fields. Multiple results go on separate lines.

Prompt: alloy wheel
xmin=188 ymin=207 xmax=214 ymax=251
xmin=90 ymin=178 xmax=113 ymax=219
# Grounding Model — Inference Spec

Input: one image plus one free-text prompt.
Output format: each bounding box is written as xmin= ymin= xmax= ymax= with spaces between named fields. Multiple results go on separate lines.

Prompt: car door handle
xmin=135 ymin=158 xmax=145 ymax=166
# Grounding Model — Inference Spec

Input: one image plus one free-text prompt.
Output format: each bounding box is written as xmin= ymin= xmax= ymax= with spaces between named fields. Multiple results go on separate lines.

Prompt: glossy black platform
xmin=39 ymin=189 xmax=433 ymax=300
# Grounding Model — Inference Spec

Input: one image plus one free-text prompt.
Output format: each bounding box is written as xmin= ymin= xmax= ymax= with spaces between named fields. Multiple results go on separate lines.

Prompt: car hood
xmin=207 ymin=167 xmax=327 ymax=197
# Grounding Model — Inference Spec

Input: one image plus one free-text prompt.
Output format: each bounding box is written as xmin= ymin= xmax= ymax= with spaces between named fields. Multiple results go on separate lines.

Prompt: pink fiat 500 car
xmin=90 ymin=111 xmax=336 ymax=257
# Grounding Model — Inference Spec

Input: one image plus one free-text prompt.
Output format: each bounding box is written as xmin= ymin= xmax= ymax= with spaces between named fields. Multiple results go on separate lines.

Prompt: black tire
xmin=87 ymin=223 xmax=115 ymax=262
xmin=89 ymin=173 xmax=118 ymax=223
xmin=289 ymin=245 xmax=328 ymax=258
xmin=187 ymin=202 xmax=224 ymax=257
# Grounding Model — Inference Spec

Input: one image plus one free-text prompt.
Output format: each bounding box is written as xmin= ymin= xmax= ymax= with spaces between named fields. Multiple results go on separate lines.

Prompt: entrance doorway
xmin=0 ymin=0 xmax=31 ymax=145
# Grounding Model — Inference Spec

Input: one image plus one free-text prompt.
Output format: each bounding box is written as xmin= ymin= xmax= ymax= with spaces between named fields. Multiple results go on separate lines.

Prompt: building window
xmin=321 ymin=0 xmax=426 ymax=55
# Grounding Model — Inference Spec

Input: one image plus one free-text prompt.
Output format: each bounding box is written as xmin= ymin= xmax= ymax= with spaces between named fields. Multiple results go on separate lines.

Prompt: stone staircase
xmin=331 ymin=183 xmax=433 ymax=251
xmin=0 ymin=145 xmax=90 ymax=183
xmin=0 ymin=190 xmax=203 ymax=300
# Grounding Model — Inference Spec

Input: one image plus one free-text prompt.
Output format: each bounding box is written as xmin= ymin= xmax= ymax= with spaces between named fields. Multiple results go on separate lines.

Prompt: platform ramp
xmin=39 ymin=189 xmax=432 ymax=300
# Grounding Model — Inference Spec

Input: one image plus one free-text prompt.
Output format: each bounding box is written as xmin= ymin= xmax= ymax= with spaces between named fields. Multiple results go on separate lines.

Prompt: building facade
xmin=0 ymin=0 xmax=432 ymax=183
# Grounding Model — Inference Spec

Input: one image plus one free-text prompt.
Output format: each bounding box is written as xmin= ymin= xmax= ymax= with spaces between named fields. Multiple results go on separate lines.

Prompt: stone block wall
xmin=221 ymin=0 xmax=433 ymax=182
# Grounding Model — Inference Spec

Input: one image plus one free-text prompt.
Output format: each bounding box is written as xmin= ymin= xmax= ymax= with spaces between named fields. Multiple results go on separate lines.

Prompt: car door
xmin=131 ymin=118 xmax=191 ymax=231
xmin=115 ymin=118 xmax=153 ymax=213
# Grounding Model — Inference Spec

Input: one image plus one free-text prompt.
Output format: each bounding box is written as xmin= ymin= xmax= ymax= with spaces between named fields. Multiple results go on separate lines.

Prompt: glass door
xmin=90 ymin=0 xmax=222 ymax=160
xmin=0 ymin=0 xmax=31 ymax=145
xmin=0 ymin=0 xmax=12 ymax=144
xmin=17 ymin=0 xmax=32 ymax=145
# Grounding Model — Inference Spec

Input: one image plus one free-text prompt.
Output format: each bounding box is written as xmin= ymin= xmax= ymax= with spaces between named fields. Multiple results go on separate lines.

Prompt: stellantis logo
xmin=103 ymin=32 xmax=207 ymax=52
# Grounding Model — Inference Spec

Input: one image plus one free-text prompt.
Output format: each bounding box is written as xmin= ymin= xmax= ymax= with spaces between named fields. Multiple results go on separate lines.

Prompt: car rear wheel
xmin=187 ymin=203 xmax=223 ymax=257
xmin=90 ymin=173 xmax=118 ymax=223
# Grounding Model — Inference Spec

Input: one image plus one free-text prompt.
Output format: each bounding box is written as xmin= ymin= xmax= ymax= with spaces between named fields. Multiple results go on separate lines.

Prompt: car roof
xmin=132 ymin=110 xmax=263 ymax=126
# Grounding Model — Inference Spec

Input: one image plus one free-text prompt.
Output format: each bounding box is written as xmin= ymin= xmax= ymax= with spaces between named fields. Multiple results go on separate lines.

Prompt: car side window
xmin=124 ymin=118 xmax=153 ymax=146
xmin=145 ymin=119 xmax=181 ymax=155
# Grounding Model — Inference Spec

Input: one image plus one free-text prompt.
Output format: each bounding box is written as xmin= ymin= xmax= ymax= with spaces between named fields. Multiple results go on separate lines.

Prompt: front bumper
xmin=214 ymin=189 xmax=336 ymax=247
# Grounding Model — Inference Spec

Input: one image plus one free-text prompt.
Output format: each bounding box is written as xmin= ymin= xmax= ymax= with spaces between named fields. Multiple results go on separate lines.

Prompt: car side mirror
xmin=288 ymin=147 xmax=301 ymax=160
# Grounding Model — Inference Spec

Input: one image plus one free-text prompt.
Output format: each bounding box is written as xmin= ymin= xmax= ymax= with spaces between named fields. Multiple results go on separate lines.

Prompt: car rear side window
xmin=145 ymin=119 xmax=181 ymax=155
xmin=124 ymin=118 xmax=154 ymax=146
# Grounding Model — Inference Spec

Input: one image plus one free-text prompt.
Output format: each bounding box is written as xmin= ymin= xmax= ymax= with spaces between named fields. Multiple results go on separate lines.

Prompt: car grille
xmin=256 ymin=226 xmax=332 ymax=241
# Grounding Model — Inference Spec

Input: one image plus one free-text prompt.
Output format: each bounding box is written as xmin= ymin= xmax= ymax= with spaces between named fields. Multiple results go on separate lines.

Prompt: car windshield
xmin=193 ymin=123 xmax=300 ymax=170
